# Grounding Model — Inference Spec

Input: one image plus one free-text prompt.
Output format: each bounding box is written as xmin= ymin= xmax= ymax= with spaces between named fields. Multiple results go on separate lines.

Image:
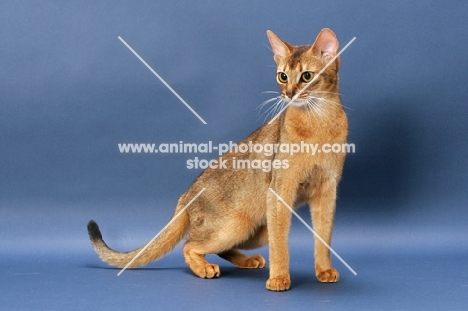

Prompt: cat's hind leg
xmin=218 ymin=225 xmax=268 ymax=268
xmin=183 ymin=241 xmax=221 ymax=278
xmin=183 ymin=225 xmax=268 ymax=276
xmin=218 ymin=249 xmax=266 ymax=269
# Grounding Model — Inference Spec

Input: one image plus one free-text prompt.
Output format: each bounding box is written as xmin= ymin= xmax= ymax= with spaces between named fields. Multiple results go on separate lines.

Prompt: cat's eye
xmin=301 ymin=71 xmax=314 ymax=83
xmin=277 ymin=72 xmax=288 ymax=83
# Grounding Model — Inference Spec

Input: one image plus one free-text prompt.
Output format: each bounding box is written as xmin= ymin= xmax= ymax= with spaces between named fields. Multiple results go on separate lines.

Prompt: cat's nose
xmin=286 ymin=91 xmax=295 ymax=99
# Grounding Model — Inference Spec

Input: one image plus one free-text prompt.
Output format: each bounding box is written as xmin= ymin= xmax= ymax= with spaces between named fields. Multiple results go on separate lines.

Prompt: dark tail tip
xmin=87 ymin=220 xmax=103 ymax=242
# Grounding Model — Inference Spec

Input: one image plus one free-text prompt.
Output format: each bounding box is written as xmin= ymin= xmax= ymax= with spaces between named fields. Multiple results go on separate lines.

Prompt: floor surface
xmin=2 ymin=219 xmax=467 ymax=310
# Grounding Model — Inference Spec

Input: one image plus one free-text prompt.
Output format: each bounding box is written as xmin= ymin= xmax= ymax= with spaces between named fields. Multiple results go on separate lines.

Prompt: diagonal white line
xmin=268 ymin=37 xmax=356 ymax=124
xmin=268 ymin=188 xmax=357 ymax=276
xmin=118 ymin=36 xmax=207 ymax=125
xmin=117 ymin=187 xmax=206 ymax=276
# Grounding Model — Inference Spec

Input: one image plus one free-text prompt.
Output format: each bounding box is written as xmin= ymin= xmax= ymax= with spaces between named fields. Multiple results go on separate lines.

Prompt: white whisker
xmin=311 ymin=91 xmax=353 ymax=111
xmin=257 ymin=95 xmax=288 ymax=122
xmin=257 ymin=97 xmax=280 ymax=110
xmin=304 ymin=98 xmax=322 ymax=125
xmin=313 ymin=90 xmax=342 ymax=96
xmin=259 ymin=88 xmax=349 ymax=124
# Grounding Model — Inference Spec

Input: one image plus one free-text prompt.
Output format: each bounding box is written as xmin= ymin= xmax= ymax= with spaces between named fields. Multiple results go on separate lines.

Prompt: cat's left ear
xmin=267 ymin=30 xmax=291 ymax=63
xmin=311 ymin=28 xmax=340 ymax=70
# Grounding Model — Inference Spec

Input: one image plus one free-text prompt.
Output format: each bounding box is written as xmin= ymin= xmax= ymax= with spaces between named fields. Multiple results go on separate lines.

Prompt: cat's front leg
xmin=309 ymin=177 xmax=340 ymax=282
xmin=265 ymin=186 xmax=293 ymax=291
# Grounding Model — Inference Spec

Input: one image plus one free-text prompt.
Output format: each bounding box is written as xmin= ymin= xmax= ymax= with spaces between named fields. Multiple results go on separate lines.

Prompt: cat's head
xmin=267 ymin=29 xmax=339 ymax=107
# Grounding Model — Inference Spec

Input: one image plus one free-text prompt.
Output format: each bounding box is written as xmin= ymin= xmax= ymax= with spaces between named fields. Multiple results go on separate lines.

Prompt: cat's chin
xmin=287 ymin=99 xmax=308 ymax=108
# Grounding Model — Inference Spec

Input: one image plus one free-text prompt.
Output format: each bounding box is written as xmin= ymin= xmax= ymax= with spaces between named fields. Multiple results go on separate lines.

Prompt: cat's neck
xmin=280 ymin=102 xmax=347 ymax=143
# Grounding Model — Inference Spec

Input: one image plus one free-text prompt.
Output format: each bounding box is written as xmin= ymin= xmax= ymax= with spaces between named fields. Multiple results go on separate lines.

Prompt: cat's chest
xmin=286 ymin=121 xmax=317 ymax=140
xmin=282 ymin=109 xmax=347 ymax=143
xmin=282 ymin=120 xmax=340 ymax=143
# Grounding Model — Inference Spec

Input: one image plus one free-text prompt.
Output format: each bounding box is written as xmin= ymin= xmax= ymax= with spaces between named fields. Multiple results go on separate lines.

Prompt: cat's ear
xmin=311 ymin=28 xmax=340 ymax=69
xmin=267 ymin=30 xmax=291 ymax=63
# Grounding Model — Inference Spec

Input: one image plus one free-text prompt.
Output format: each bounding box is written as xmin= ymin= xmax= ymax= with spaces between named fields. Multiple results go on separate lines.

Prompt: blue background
xmin=1 ymin=1 xmax=467 ymax=310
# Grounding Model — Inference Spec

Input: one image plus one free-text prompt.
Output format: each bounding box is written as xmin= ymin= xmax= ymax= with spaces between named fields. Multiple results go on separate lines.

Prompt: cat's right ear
xmin=267 ymin=30 xmax=291 ymax=63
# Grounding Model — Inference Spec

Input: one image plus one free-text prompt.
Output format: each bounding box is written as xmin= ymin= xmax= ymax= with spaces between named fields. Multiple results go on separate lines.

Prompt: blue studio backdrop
xmin=1 ymin=1 xmax=467 ymax=310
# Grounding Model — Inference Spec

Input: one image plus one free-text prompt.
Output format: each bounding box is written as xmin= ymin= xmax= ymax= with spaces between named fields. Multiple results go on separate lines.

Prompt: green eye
xmin=277 ymin=72 xmax=288 ymax=83
xmin=301 ymin=71 xmax=314 ymax=83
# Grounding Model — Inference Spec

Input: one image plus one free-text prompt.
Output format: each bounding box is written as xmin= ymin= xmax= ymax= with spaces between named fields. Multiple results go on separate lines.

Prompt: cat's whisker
xmin=313 ymin=90 xmax=342 ymax=96
xmin=264 ymin=101 xmax=280 ymax=118
xmin=328 ymin=100 xmax=353 ymax=111
xmin=272 ymin=99 xmax=289 ymax=122
xmin=257 ymin=96 xmax=286 ymax=123
xmin=320 ymin=98 xmax=353 ymax=111
xmin=257 ymin=97 xmax=280 ymax=111
xmin=303 ymin=104 xmax=314 ymax=127
xmin=258 ymin=105 xmax=275 ymax=122
xmin=270 ymin=99 xmax=284 ymax=119
xmin=268 ymin=99 xmax=283 ymax=113
xmin=310 ymin=91 xmax=353 ymax=111
xmin=307 ymin=98 xmax=323 ymax=114
xmin=304 ymin=98 xmax=323 ymax=125
xmin=305 ymin=101 xmax=314 ymax=115
xmin=306 ymin=96 xmax=345 ymax=115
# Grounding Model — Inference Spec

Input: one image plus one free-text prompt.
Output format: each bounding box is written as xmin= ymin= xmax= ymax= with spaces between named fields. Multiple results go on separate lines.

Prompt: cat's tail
xmin=87 ymin=198 xmax=189 ymax=268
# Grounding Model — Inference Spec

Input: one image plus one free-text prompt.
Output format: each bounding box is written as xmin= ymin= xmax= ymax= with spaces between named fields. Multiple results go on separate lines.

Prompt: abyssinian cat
xmin=88 ymin=28 xmax=348 ymax=291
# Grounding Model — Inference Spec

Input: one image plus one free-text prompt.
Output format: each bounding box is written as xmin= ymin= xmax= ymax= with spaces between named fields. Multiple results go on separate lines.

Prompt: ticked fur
xmin=88 ymin=28 xmax=348 ymax=291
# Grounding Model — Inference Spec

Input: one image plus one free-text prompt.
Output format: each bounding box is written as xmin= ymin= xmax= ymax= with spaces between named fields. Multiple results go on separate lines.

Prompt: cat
xmin=88 ymin=28 xmax=348 ymax=291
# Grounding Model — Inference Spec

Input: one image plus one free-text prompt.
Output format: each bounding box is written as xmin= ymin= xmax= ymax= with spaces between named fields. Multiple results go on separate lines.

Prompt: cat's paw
xmin=316 ymin=268 xmax=339 ymax=283
xmin=266 ymin=275 xmax=291 ymax=291
xmin=193 ymin=263 xmax=220 ymax=279
xmin=244 ymin=254 xmax=266 ymax=268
